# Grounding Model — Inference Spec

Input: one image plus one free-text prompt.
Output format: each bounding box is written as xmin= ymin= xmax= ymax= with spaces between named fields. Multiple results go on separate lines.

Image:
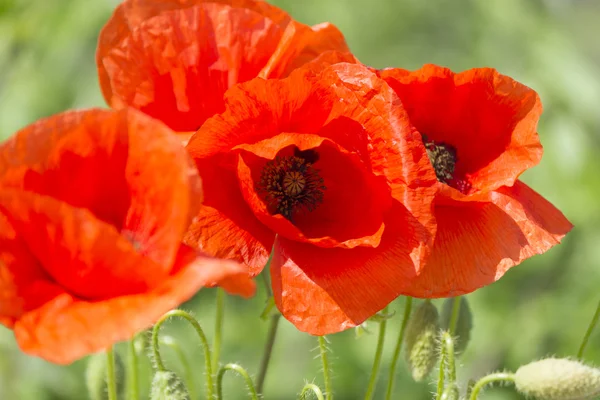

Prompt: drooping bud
xmin=514 ymin=358 xmax=600 ymax=400
xmin=150 ymin=370 xmax=191 ymax=400
xmin=404 ymin=300 xmax=440 ymax=381
xmin=440 ymin=297 xmax=473 ymax=354
xmin=85 ymin=352 xmax=125 ymax=400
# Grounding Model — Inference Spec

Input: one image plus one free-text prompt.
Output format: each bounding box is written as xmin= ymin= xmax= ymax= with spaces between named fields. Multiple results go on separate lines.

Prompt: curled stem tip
xmin=469 ymin=373 xmax=515 ymax=400
xmin=217 ymin=363 xmax=259 ymax=400
xmin=152 ymin=309 xmax=214 ymax=400
xmin=300 ymin=383 xmax=325 ymax=400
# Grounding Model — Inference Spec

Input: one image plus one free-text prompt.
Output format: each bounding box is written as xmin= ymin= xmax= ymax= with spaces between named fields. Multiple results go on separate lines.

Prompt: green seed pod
xmin=404 ymin=300 xmax=440 ymax=381
xmin=85 ymin=352 xmax=125 ymax=400
xmin=515 ymin=358 xmax=600 ymax=400
xmin=151 ymin=370 xmax=191 ymax=400
xmin=440 ymin=297 xmax=473 ymax=354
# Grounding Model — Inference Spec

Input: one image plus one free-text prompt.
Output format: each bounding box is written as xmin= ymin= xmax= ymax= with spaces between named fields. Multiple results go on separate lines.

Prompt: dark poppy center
xmin=258 ymin=148 xmax=326 ymax=220
xmin=422 ymin=134 xmax=471 ymax=194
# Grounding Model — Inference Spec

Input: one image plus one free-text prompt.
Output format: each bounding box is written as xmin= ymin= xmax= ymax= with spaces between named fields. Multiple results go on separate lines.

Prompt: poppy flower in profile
xmin=185 ymin=62 xmax=439 ymax=335
xmin=378 ymin=64 xmax=573 ymax=297
xmin=96 ymin=0 xmax=350 ymax=142
xmin=0 ymin=108 xmax=255 ymax=364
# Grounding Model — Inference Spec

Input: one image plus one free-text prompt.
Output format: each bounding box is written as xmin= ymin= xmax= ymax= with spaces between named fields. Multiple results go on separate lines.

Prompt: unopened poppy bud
xmin=515 ymin=358 xmax=600 ymax=400
xmin=440 ymin=297 xmax=473 ymax=354
xmin=85 ymin=352 xmax=125 ymax=400
xmin=404 ymin=300 xmax=440 ymax=381
xmin=151 ymin=370 xmax=190 ymax=400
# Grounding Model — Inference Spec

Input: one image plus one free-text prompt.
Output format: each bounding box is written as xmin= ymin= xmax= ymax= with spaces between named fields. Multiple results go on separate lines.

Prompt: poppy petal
xmin=0 ymin=108 xmax=202 ymax=271
xmin=296 ymin=50 xmax=360 ymax=74
xmin=0 ymin=189 xmax=165 ymax=300
xmin=405 ymin=181 xmax=573 ymax=297
xmin=259 ymin=21 xmax=349 ymax=78
xmin=270 ymin=201 xmax=428 ymax=335
xmin=183 ymin=159 xmax=274 ymax=275
xmin=12 ymin=244 xmax=254 ymax=365
xmin=380 ymin=65 xmax=543 ymax=193
xmin=0 ymin=211 xmax=60 ymax=327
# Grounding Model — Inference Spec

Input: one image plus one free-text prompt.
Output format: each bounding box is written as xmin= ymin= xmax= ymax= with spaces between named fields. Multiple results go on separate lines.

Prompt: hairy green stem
xmin=577 ymin=298 xmax=600 ymax=359
xmin=256 ymin=314 xmax=281 ymax=395
xmin=299 ymin=383 xmax=325 ymax=400
xmin=384 ymin=297 xmax=413 ymax=400
xmin=364 ymin=306 xmax=389 ymax=400
xmin=441 ymin=332 xmax=456 ymax=386
xmin=151 ymin=310 xmax=213 ymax=399
xmin=318 ymin=336 xmax=333 ymax=400
xmin=217 ymin=363 xmax=259 ymax=400
xmin=213 ymin=288 xmax=225 ymax=372
xmin=435 ymin=342 xmax=447 ymax=400
xmin=469 ymin=373 xmax=515 ymax=400
xmin=127 ymin=338 xmax=139 ymax=400
xmin=106 ymin=347 xmax=118 ymax=400
xmin=159 ymin=336 xmax=196 ymax=400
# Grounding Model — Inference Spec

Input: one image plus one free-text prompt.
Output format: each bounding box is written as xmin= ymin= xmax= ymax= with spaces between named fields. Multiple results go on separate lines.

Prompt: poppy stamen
xmin=422 ymin=134 xmax=472 ymax=194
xmin=258 ymin=149 xmax=325 ymax=220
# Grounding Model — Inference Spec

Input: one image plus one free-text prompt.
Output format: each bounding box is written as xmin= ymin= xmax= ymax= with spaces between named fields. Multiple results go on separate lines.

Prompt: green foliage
xmin=1 ymin=1 xmax=599 ymax=399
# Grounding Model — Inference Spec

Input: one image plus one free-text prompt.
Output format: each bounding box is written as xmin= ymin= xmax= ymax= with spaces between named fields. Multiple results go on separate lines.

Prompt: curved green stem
xmin=577 ymin=298 xmax=600 ymax=359
xmin=448 ymin=297 xmax=462 ymax=336
xmin=468 ymin=373 xmax=515 ymax=400
xmin=213 ymin=288 xmax=225 ymax=372
xmin=364 ymin=306 xmax=389 ymax=400
xmin=256 ymin=314 xmax=281 ymax=395
xmin=300 ymin=383 xmax=325 ymax=400
xmin=151 ymin=309 xmax=213 ymax=400
xmin=384 ymin=297 xmax=413 ymax=400
xmin=127 ymin=338 xmax=139 ymax=400
xmin=106 ymin=347 xmax=118 ymax=400
xmin=159 ymin=336 xmax=196 ymax=400
xmin=216 ymin=363 xmax=259 ymax=400
xmin=318 ymin=336 xmax=333 ymax=400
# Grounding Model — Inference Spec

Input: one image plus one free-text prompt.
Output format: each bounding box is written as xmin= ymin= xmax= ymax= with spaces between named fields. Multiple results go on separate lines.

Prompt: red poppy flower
xmin=0 ymin=108 xmax=255 ymax=364
xmin=96 ymin=0 xmax=349 ymax=140
xmin=185 ymin=63 xmax=439 ymax=334
xmin=378 ymin=64 xmax=573 ymax=296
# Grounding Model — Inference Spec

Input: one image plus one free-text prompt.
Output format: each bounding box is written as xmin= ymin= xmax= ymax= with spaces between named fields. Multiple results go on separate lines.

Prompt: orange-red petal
xmin=183 ymin=159 xmax=274 ymax=275
xmin=380 ymin=65 xmax=543 ymax=193
xmin=0 ymin=108 xmax=202 ymax=270
xmin=97 ymin=0 xmax=348 ymax=132
xmin=12 ymin=245 xmax=254 ymax=365
xmin=405 ymin=181 xmax=573 ymax=297
xmin=0 ymin=190 xmax=164 ymax=300
xmin=270 ymin=202 xmax=428 ymax=335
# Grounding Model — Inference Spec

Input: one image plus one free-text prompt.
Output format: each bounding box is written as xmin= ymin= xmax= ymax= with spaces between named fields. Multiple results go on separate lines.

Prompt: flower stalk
xmin=384 ymin=297 xmax=413 ymax=400
xmin=364 ymin=306 xmax=389 ymax=400
xmin=469 ymin=372 xmax=515 ymax=400
xmin=578 ymin=298 xmax=600 ymax=359
xmin=106 ymin=347 xmax=119 ymax=400
xmin=127 ymin=337 xmax=139 ymax=400
xmin=318 ymin=336 xmax=333 ymax=400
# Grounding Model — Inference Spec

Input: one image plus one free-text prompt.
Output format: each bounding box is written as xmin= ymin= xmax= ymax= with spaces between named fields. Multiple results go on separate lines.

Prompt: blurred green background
xmin=1 ymin=0 xmax=599 ymax=399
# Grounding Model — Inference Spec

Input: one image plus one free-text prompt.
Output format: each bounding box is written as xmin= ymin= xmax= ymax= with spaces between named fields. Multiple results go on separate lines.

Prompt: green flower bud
xmin=85 ymin=352 xmax=125 ymax=400
xmin=515 ymin=358 xmax=600 ymax=400
xmin=440 ymin=297 xmax=473 ymax=354
xmin=404 ymin=300 xmax=440 ymax=381
xmin=151 ymin=370 xmax=190 ymax=400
